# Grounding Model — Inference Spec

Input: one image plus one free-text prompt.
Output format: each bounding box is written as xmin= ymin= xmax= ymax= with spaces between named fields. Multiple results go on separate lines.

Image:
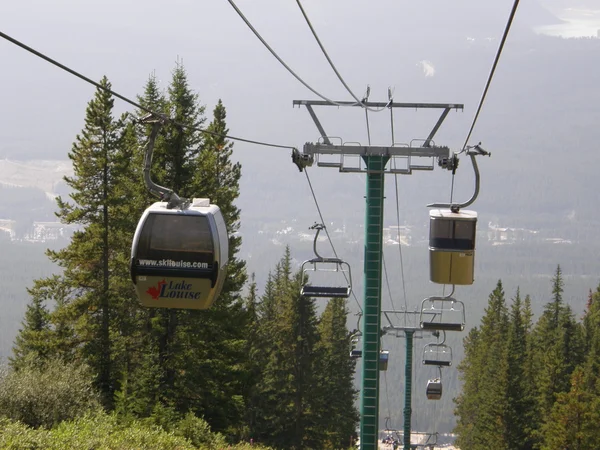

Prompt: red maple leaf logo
xmin=146 ymin=279 xmax=166 ymax=300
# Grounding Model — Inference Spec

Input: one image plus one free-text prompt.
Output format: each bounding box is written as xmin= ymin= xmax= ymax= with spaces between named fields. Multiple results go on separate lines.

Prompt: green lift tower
xmin=293 ymin=99 xmax=462 ymax=450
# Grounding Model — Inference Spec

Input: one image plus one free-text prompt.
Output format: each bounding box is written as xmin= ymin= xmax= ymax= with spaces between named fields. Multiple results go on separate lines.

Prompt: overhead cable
xmin=295 ymin=0 xmax=385 ymax=112
xmin=0 ymin=30 xmax=295 ymax=150
xmin=461 ymin=0 xmax=521 ymax=150
xmin=227 ymin=0 xmax=382 ymax=110
xmin=389 ymin=101 xmax=409 ymax=317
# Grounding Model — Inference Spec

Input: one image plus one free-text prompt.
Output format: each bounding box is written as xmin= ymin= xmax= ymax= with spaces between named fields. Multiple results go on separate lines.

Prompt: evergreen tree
xmin=541 ymin=367 xmax=600 ymax=450
xmin=253 ymin=248 xmax=321 ymax=449
xmin=123 ymin=66 xmax=250 ymax=434
xmin=13 ymin=77 xmax=128 ymax=407
xmin=504 ymin=289 xmax=535 ymax=450
xmin=454 ymin=280 xmax=509 ymax=450
xmin=313 ymin=297 xmax=359 ymax=449
xmin=10 ymin=291 xmax=51 ymax=369
xmin=531 ymin=266 xmax=583 ymax=420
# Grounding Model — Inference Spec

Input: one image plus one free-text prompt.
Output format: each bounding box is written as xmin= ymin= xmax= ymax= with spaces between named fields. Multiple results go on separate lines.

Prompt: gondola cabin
xmin=130 ymin=199 xmax=228 ymax=310
xmin=426 ymin=379 xmax=443 ymax=400
xmin=379 ymin=350 xmax=390 ymax=371
xmin=429 ymin=209 xmax=477 ymax=285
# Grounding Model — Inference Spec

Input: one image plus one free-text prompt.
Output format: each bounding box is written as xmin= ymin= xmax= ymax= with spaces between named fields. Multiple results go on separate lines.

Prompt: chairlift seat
xmin=301 ymin=285 xmax=351 ymax=298
xmin=350 ymin=349 xmax=362 ymax=359
xmin=420 ymin=297 xmax=466 ymax=332
xmin=300 ymin=229 xmax=353 ymax=298
xmin=423 ymin=359 xmax=452 ymax=367
xmin=421 ymin=321 xmax=464 ymax=332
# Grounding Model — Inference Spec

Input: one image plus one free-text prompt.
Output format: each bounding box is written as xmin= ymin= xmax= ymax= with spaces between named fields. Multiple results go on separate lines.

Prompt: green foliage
xmin=454 ymin=280 xmax=510 ymax=450
xmin=0 ymin=412 xmax=274 ymax=449
xmin=314 ymin=297 xmax=359 ymax=448
xmin=0 ymin=359 xmax=101 ymax=428
xmin=247 ymin=247 xmax=358 ymax=449
xmin=454 ymin=267 xmax=596 ymax=450
xmin=8 ymin=64 xmax=357 ymax=449
xmin=10 ymin=294 xmax=51 ymax=369
xmin=173 ymin=412 xmax=228 ymax=448
xmin=541 ymin=368 xmax=600 ymax=450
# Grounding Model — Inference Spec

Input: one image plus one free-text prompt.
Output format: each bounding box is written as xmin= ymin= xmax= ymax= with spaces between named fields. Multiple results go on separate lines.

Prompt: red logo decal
xmin=146 ymin=279 xmax=166 ymax=300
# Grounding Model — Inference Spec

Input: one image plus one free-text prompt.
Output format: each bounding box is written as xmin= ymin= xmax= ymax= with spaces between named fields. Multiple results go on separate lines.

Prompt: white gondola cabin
xmin=130 ymin=198 xmax=228 ymax=310
xmin=379 ymin=350 xmax=390 ymax=371
xmin=429 ymin=209 xmax=477 ymax=285
xmin=426 ymin=378 xmax=443 ymax=400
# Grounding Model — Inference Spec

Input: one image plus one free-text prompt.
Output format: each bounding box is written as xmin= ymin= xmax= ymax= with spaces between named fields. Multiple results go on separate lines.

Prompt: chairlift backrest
xmin=420 ymin=296 xmax=466 ymax=332
xmin=300 ymin=224 xmax=352 ymax=298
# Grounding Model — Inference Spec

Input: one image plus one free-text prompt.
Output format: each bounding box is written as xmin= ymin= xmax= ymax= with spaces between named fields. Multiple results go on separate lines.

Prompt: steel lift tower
xmin=293 ymin=99 xmax=463 ymax=450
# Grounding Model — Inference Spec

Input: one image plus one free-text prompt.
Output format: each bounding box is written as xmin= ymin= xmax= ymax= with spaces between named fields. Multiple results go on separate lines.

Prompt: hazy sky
xmin=0 ymin=0 xmax=569 ymax=159
xmin=1 ymin=0 xmax=599 ymax=231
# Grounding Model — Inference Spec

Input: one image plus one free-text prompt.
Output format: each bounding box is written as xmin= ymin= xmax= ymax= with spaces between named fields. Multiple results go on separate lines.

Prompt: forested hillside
xmin=454 ymin=267 xmax=600 ymax=449
xmin=0 ymin=66 xmax=358 ymax=449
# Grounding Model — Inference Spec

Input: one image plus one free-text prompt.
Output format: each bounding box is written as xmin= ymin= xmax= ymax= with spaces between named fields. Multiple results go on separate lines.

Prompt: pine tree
xmin=541 ymin=367 xmax=600 ymax=449
xmin=313 ymin=297 xmax=359 ymax=449
xmin=531 ymin=266 xmax=584 ymax=420
xmin=253 ymin=248 xmax=321 ymax=449
xmin=455 ymin=280 xmax=509 ymax=450
xmin=504 ymin=289 xmax=535 ymax=450
xmin=123 ymin=66 xmax=250 ymax=434
xmin=10 ymin=290 xmax=51 ymax=369
xmin=13 ymin=77 xmax=129 ymax=407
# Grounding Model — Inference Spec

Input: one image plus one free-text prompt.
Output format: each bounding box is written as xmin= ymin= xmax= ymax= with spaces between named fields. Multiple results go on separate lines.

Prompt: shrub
xmin=0 ymin=358 xmax=101 ymax=428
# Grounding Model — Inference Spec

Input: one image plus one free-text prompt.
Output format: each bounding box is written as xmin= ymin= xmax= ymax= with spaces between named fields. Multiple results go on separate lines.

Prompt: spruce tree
xmin=531 ymin=266 xmax=584 ymax=420
xmin=541 ymin=367 xmax=600 ymax=449
xmin=313 ymin=297 xmax=359 ymax=448
xmin=124 ymin=66 xmax=250 ymax=433
xmin=13 ymin=77 xmax=128 ymax=407
xmin=10 ymin=291 xmax=51 ymax=369
xmin=454 ymin=280 xmax=509 ymax=450
xmin=253 ymin=248 xmax=321 ymax=449
xmin=504 ymin=289 xmax=535 ymax=450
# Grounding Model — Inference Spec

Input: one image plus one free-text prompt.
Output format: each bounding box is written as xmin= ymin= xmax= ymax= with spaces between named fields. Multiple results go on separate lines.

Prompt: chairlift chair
xmin=422 ymin=343 xmax=453 ymax=367
xmin=300 ymin=224 xmax=352 ymax=298
xmin=349 ymin=331 xmax=362 ymax=359
xmin=420 ymin=295 xmax=466 ymax=332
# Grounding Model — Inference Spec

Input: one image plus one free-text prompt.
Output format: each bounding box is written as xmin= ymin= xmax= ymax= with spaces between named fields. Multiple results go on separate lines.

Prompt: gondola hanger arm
xmin=139 ymin=117 xmax=186 ymax=210
xmin=428 ymin=143 xmax=491 ymax=212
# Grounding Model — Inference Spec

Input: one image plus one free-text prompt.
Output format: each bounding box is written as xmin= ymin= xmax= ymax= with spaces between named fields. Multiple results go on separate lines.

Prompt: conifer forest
xmin=0 ymin=68 xmax=358 ymax=449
